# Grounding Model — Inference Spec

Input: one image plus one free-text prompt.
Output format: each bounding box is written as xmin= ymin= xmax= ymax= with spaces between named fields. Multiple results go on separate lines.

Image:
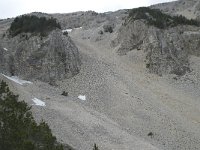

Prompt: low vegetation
xmin=9 ymin=15 xmax=61 ymax=37
xmin=63 ymin=31 xmax=68 ymax=36
xmin=93 ymin=144 xmax=99 ymax=150
xmin=147 ymin=132 xmax=154 ymax=137
xmin=103 ymin=24 xmax=113 ymax=33
xmin=98 ymin=30 xmax=103 ymax=35
xmin=0 ymin=80 xmax=65 ymax=150
xmin=128 ymin=7 xmax=200 ymax=29
xmin=61 ymin=91 xmax=68 ymax=97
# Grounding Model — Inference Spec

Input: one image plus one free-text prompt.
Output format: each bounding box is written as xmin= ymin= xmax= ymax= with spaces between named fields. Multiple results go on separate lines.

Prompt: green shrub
xmin=103 ymin=24 xmax=113 ymax=33
xmin=2 ymin=33 xmax=5 ymax=38
xmin=147 ymin=132 xmax=153 ymax=137
xmin=9 ymin=15 xmax=61 ymax=37
xmin=98 ymin=30 xmax=103 ymax=35
xmin=0 ymin=80 xmax=64 ymax=150
xmin=128 ymin=7 xmax=200 ymax=29
xmin=146 ymin=63 xmax=150 ymax=68
xmin=61 ymin=91 xmax=68 ymax=97
xmin=63 ymin=31 xmax=68 ymax=36
xmin=93 ymin=143 xmax=99 ymax=150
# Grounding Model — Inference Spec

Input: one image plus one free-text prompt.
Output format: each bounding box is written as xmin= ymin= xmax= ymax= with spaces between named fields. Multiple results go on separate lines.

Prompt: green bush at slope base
xmin=0 ymin=80 xmax=64 ymax=150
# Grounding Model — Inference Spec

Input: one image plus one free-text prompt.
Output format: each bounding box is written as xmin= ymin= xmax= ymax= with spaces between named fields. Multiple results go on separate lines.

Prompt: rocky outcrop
xmin=144 ymin=26 xmax=190 ymax=76
xmin=115 ymin=20 xmax=148 ymax=55
xmin=0 ymin=29 xmax=81 ymax=82
xmin=114 ymin=19 xmax=200 ymax=76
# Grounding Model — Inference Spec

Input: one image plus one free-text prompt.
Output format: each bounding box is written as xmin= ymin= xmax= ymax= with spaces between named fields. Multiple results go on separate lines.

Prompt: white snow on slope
xmin=32 ymin=98 xmax=46 ymax=106
xmin=62 ymin=29 xmax=72 ymax=33
xmin=75 ymin=27 xmax=82 ymax=29
xmin=62 ymin=27 xmax=82 ymax=33
xmin=78 ymin=95 xmax=86 ymax=101
xmin=2 ymin=74 xmax=32 ymax=85
xmin=3 ymin=48 xmax=8 ymax=51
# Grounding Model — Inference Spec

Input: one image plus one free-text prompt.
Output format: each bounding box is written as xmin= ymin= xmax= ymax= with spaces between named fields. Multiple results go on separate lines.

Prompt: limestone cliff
xmin=0 ymin=28 xmax=81 ymax=82
xmin=114 ymin=7 xmax=200 ymax=76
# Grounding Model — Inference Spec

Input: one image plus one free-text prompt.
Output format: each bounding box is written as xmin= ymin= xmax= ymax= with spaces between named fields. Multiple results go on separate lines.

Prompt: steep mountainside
xmin=151 ymin=0 xmax=200 ymax=20
xmin=0 ymin=0 xmax=200 ymax=150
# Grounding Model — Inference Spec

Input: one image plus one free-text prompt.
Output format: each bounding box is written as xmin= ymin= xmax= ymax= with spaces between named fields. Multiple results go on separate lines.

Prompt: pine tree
xmin=128 ymin=7 xmax=200 ymax=29
xmin=9 ymin=15 xmax=61 ymax=37
xmin=0 ymin=80 xmax=64 ymax=150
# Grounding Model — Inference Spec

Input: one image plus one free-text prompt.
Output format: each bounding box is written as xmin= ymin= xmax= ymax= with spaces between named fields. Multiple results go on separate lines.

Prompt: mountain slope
xmin=151 ymin=0 xmax=200 ymax=20
xmin=0 ymin=0 xmax=200 ymax=150
xmin=2 ymin=16 xmax=200 ymax=149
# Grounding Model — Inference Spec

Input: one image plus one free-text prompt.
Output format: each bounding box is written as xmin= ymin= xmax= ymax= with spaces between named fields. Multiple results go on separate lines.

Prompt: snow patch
xmin=32 ymin=98 xmax=46 ymax=106
xmin=62 ymin=27 xmax=82 ymax=33
xmin=62 ymin=29 xmax=72 ymax=33
xmin=184 ymin=31 xmax=200 ymax=35
xmin=78 ymin=95 xmax=86 ymax=101
xmin=3 ymin=48 xmax=8 ymax=51
xmin=2 ymin=74 xmax=32 ymax=85
xmin=75 ymin=27 xmax=82 ymax=29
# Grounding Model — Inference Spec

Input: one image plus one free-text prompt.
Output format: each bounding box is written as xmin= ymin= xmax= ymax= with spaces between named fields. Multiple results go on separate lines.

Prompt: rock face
xmin=114 ymin=18 xmax=200 ymax=76
xmin=144 ymin=26 xmax=190 ymax=76
xmin=0 ymin=29 xmax=81 ymax=82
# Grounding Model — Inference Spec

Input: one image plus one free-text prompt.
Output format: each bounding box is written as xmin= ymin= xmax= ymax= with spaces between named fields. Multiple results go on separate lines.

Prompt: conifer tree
xmin=0 ymin=80 xmax=64 ymax=150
